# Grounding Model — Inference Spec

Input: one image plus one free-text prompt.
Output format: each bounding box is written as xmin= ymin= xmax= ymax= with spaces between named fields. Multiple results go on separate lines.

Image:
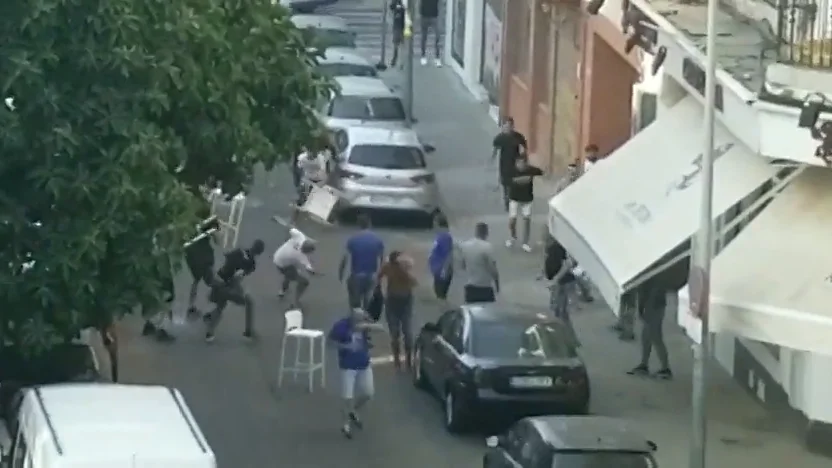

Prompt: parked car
xmin=320 ymin=76 xmax=407 ymax=130
xmin=278 ymin=0 xmax=338 ymax=15
xmin=330 ymin=126 xmax=439 ymax=223
xmin=316 ymin=47 xmax=381 ymax=78
xmin=483 ymin=416 xmax=659 ymax=468
xmin=412 ymin=303 xmax=590 ymax=433
xmin=290 ymin=14 xmax=356 ymax=50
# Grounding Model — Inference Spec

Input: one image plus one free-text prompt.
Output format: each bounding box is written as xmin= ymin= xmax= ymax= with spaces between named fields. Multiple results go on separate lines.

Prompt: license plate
xmin=510 ymin=376 xmax=553 ymax=388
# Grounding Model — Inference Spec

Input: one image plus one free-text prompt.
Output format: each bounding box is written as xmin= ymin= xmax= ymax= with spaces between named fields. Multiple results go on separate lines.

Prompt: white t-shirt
xmin=297 ymin=151 xmax=328 ymax=183
xmin=273 ymin=229 xmax=312 ymax=270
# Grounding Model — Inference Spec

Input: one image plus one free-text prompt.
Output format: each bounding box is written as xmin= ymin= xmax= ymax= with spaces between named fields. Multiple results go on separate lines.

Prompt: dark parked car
xmin=483 ymin=416 xmax=659 ymax=468
xmin=412 ymin=303 xmax=590 ymax=432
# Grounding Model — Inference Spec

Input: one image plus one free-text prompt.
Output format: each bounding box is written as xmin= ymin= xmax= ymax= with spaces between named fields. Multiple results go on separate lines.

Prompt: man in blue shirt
xmin=428 ymin=214 xmax=454 ymax=301
xmin=329 ymin=308 xmax=387 ymax=438
xmin=339 ymin=214 xmax=385 ymax=309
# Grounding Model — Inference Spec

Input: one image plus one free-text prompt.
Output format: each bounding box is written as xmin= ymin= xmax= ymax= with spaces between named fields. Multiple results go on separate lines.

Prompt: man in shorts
xmin=329 ymin=308 xmax=387 ymax=439
xmin=505 ymin=156 xmax=543 ymax=252
xmin=273 ymin=228 xmax=317 ymax=307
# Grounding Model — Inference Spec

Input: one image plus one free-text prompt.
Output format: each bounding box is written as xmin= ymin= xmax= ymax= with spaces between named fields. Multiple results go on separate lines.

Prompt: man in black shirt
xmin=419 ymin=0 xmax=441 ymax=66
xmin=204 ymin=239 xmax=265 ymax=342
xmin=184 ymin=215 xmax=220 ymax=319
xmin=505 ymin=156 xmax=542 ymax=252
xmin=491 ymin=117 xmax=528 ymax=211
xmin=389 ymin=0 xmax=406 ymax=68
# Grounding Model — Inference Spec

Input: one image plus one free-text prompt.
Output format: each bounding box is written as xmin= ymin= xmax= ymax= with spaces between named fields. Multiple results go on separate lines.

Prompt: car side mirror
xmin=423 ymin=322 xmax=439 ymax=333
xmin=647 ymin=440 xmax=658 ymax=452
xmin=423 ymin=144 xmax=436 ymax=153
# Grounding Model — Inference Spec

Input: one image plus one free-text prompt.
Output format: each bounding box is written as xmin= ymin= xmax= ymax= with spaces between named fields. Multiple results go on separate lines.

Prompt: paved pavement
xmin=95 ymin=0 xmax=831 ymax=466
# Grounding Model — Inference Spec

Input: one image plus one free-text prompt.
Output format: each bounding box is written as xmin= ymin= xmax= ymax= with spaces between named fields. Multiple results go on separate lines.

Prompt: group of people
xmin=386 ymin=0 xmax=443 ymax=68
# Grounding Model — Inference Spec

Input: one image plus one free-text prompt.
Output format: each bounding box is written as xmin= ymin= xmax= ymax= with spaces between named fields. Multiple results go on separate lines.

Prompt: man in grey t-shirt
xmin=459 ymin=222 xmax=500 ymax=303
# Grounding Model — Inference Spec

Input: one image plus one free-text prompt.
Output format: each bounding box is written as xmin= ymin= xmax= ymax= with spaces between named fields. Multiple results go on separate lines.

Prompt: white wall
xmin=444 ymin=0 xmax=489 ymax=102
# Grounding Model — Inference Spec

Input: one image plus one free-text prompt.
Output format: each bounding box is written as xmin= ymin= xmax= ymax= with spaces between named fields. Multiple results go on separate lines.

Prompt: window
xmin=328 ymin=96 xmax=406 ymax=121
xmin=301 ymin=27 xmax=356 ymax=49
xmin=471 ymin=321 xmax=577 ymax=359
xmin=347 ymin=145 xmax=426 ymax=169
xmin=315 ymin=63 xmax=378 ymax=78
xmin=554 ymin=452 xmax=655 ymax=468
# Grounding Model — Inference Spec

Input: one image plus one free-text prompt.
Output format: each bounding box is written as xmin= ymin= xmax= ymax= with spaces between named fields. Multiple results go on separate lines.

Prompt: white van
xmin=0 ymin=383 xmax=215 ymax=468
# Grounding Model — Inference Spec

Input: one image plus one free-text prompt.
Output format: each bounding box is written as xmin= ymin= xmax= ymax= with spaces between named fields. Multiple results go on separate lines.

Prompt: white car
xmin=331 ymin=126 xmax=440 ymax=224
xmin=277 ymin=0 xmax=338 ymax=14
xmin=316 ymin=48 xmax=381 ymax=78
xmin=320 ymin=76 xmax=407 ymax=131
xmin=290 ymin=14 xmax=356 ymax=49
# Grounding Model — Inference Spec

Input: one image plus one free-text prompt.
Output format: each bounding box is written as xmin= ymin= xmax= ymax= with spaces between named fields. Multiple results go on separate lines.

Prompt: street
xmin=102 ymin=0 xmax=832 ymax=466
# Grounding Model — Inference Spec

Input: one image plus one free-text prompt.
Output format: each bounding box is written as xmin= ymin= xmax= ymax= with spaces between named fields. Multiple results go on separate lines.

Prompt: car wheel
xmin=412 ymin=345 xmax=429 ymax=390
xmin=444 ymin=388 xmax=467 ymax=433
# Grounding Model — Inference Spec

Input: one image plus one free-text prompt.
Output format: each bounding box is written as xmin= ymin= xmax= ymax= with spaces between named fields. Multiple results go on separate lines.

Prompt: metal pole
xmin=404 ymin=0 xmax=415 ymax=126
xmin=378 ymin=0 xmax=389 ymax=67
xmin=690 ymin=0 xmax=718 ymax=463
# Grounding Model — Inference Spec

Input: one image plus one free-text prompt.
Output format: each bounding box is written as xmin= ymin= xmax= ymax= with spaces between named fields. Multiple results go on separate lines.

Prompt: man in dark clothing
xmin=339 ymin=214 xmax=385 ymax=309
xmin=389 ymin=0 xmax=406 ymax=68
xmin=184 ymin=215 xmax=220 ymax=319
xmin=505 ymin=156 xmax=543 ymax=252
xmin=543 ymin=237 xmax=579 ymax=345
xmin=627 ymin=278 xmax=673 ymax=379
xmin=419 ymin=0 xmax=441 ymax=66
xmin=204 ymin=239 xmax=265 ymax=343
xmin=492 ymin=117 xmax=528 ymax=211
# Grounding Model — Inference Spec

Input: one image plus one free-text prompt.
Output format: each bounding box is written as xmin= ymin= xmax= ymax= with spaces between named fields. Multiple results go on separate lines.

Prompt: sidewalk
xmin=404 ymin=64 xmax=828 ymax=467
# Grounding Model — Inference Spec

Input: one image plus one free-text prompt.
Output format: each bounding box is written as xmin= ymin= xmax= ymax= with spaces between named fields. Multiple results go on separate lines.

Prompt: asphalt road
xmin=112 ymin=10 xmax=507 ymax=466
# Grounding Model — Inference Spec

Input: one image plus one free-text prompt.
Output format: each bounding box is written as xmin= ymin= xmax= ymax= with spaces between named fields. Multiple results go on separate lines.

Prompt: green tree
xmin=0 ymin=0 xmax=332 ymax=355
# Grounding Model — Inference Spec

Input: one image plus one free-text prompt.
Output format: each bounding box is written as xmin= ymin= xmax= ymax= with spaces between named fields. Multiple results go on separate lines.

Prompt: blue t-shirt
xmin=346 ymin=231 xmax=384 ymax=275
xmin=329 ymin=318 xmax=371 ymax=370
xmin=428 ymin=231 xmax=453 ymax=277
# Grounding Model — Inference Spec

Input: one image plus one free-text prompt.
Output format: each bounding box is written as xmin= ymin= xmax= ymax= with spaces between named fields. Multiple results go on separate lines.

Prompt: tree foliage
xmin=0 ymin=0 xmax=333 ymax=354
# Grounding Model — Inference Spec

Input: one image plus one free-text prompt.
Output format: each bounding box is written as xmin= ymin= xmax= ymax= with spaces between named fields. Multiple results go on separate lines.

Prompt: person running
xmin=378 ymin=251 xmax=417 ymax=369
xmin=491 ymin=117 xmax=527 ymax=211
xmin=505 ymin=156 xmax=543 ymax=252
xmin=204 ymin=239 xmax=265 ymax=343
xmin=419 ymin=0 xmax=441 ymax=66
xmin=428 ymin=214 xmax=454 ymax=302
xmin=389 ymin=0 xmax=406 ymax=68
xmin=329 ymin=308 xmax=387 ymax=439
xmin=184 ymin=214 xmax=220 ymax=319
xmin=339 ymin=214 xmax=385 ymax=309
xmin=459 ymin=222 xmax=500 ymax=303
xmin=273 ymin=230 xmax=317 ymax=307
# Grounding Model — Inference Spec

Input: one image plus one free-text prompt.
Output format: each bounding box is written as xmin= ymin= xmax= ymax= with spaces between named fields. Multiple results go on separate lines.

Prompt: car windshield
xmin=329 ymin=96 xmax=406 ymax=120
xmin=471 ymin=321 xmax=577 ymax=359
xmin=348 ymin=145 xmax=425 ymax=169
xmin=555 ymin=452 xmax=655 ymax=468
xmin=302 ymin=27 xmax=356 ymax=49
xmin=316 ymin=63 xmax=378 ymax=78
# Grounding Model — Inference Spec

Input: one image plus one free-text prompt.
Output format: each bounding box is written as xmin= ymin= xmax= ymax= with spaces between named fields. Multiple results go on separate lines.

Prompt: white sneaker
xmin=420 ymin=57 xmax=428 ymax=66
xmin=505 ymin=239 xmax=514 ymax=248
xmin=522 ymin=244 xmax=532 ymax=253
xmin=434 ymin=58 xmax=442 ymax=67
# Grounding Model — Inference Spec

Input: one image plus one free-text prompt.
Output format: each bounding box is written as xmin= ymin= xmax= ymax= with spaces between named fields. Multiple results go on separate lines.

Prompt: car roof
xmin=528 ymin=416 xmax=655 ymax=453
xmin=33 ymin=383 xmax=212 ymax=459
xmin=345 ymin=126 xmax=422 ymax=147
xmin=334 ymin=76 xmax=394 ymax=96
xmin=320 ymin=48 xmax=372 ymax=65
xmin=462 ymin=302 xmax=550 ymax=324
xmin=290 ymin=14 xmax=349 ymax=30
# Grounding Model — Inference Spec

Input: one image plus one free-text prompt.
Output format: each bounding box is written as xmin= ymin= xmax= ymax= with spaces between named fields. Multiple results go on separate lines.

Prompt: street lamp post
xmin=404 ymin=0 xmax=415 ymax=126
xmin=378 ymin=0 xmax=389 ymax=68
xmin=690 ymin=0 xmax=719 ymax=464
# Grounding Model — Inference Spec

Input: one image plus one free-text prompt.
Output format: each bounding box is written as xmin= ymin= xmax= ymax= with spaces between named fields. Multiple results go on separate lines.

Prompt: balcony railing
xmin=776 ymin=0 xmax=832 ymax=69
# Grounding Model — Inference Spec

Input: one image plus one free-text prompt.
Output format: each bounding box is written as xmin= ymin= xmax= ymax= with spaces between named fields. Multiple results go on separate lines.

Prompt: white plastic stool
xmin=278 ymin=309 xmax=326 ymax=392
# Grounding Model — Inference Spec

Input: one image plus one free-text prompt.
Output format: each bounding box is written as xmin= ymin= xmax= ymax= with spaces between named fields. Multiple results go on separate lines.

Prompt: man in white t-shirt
xmin=297 ymin=148 xmax=329 ymax=185
xmin=273 ymin=230 xmax=317 ymax=305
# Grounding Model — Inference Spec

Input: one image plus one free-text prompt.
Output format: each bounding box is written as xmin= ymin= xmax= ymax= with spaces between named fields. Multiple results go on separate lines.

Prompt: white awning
xmin=548 ymin=96 xmax=782 ymax=310
xmin=698 ymin=168 xmax=832 ymax=356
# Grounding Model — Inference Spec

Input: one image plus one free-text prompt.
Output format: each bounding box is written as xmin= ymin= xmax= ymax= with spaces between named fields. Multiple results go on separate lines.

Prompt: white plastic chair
xmin=208 ymin=189 xmax=246 ymax=249
xmin=278 ymin=309 xmax=326 ymax=392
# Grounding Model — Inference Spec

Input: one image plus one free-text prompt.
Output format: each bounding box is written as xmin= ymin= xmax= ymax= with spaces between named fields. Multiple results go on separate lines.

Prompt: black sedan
xmin=412 ymin=303 xmax=590 ymax=433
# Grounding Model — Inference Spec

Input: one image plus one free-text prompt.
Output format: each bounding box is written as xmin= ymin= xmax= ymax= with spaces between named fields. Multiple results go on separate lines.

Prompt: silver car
xmin=290 ymin=14 xmax=357 ymax=49
xmin=316 ymin=48 xmax=380 ymax=78
xmin=332 ymin=126 xmax=440 ymax=222
xmin=321 ymin=76 xmax=407 ymax=130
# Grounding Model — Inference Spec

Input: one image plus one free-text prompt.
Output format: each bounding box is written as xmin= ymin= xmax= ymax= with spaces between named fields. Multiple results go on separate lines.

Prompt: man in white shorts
xmin=505 ymin=156 xmax=543 ymax=252
xmin=273 ymin=228 xmax=316 ymax=306
xmin=328 ymin=308 xmax=386 ymax=439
